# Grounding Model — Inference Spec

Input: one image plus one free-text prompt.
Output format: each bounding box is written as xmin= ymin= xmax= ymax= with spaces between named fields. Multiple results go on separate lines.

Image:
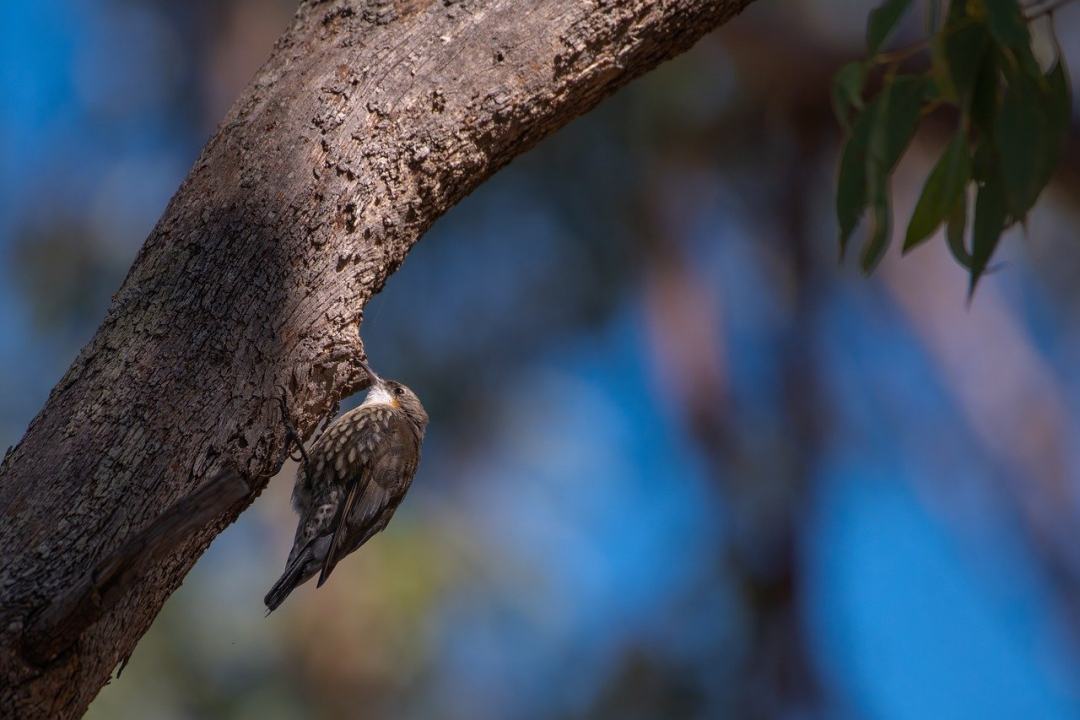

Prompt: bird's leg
xmin=275 ymin=387 xmax=312 ymax=473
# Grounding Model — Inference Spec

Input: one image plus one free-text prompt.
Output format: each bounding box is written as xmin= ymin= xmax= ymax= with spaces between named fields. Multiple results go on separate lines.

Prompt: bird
xmin=265 ymin=363 xmax=428 ymax=612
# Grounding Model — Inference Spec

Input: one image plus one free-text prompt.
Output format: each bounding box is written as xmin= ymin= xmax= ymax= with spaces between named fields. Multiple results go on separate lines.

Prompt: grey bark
xmin=0 ymin=0 xmax=752 ymax=716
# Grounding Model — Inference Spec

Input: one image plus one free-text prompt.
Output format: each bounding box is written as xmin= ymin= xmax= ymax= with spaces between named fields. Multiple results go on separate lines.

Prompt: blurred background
xmin=3 ymin=0 xmax=1080 ymax=718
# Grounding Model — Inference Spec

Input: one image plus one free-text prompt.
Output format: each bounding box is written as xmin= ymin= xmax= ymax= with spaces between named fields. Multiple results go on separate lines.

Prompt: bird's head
xmin=384 ymin=379 xmax=428 ymax=430
xmin=359 ymin=359 xmax=428 ymax=431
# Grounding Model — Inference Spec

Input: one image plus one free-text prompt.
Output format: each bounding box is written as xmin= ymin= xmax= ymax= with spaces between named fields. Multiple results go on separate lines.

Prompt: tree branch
xmin=21 ymin=467 xmax=252 ymax=666
xmin=0 ymin=0 xmax=753 ymax=715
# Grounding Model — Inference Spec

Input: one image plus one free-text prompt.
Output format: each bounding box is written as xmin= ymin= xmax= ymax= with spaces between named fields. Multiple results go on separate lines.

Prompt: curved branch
xmin=0 ymin=0 xmax=752 ymax=715
xmin=21 ymin=467 xmax=251 ymax=666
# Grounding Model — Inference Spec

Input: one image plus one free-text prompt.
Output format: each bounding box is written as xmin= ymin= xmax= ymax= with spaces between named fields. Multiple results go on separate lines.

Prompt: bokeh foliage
xmin=835 ymin=0 xmax=1073 ymax=293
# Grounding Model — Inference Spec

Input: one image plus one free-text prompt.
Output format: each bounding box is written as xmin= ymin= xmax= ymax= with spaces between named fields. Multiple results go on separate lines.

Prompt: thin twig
xmin=872 ymin=17 xmax=975 ymax=66
xmin=874 ymin=0 xmax=1075 ymax=68
xmin=873 ymin=37 xmax=932 ymax=65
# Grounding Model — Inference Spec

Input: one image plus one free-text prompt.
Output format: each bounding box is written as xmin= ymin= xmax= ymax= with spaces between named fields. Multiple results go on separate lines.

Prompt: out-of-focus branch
xmin=638 ymin=140 xmax=826 ymax=715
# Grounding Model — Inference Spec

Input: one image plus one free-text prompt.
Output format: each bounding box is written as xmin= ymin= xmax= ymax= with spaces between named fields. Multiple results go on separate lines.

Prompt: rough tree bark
xmin=0 ymin=0 xmax=754 ymax=716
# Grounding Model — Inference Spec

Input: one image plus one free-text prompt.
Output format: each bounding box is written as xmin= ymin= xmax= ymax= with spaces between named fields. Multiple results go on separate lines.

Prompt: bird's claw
xmin=272 ymin=384 xmax=312 ymax=471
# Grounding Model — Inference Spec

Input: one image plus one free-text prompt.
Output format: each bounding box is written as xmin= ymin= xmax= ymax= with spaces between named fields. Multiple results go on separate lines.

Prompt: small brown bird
xmin=265 ymin=365 xmax=428 ymax=612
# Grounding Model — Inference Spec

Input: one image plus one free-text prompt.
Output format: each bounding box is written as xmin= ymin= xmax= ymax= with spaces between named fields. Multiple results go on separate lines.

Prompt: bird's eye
xmin=394 ymin=387 xmax=405 ymax=396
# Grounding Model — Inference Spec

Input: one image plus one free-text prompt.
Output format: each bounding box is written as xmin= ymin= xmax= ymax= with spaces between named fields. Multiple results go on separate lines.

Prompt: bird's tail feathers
xmin=264 ymin=548 xmax=311 ymax=613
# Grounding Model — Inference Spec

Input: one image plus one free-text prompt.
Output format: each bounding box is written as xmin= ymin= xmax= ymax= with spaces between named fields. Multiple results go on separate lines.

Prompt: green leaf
xmin=946 ymin=0 xmax=969 ymax=23
xmin=984 ymin=0 xmax=1030 ymax=49
xmin=837 ymin=106 xmax=876 ymax=256
xmin=932 ymin=44 xmax=957 ymax=101
xmin=1037 ymin=61 xmax=1072 ymax=188
xmin=970 ymin=48 xmax=1000 ymax=136
xmin=863 ymin=184 xmax=893 ymax=273
xmin=849 ymin=74 xmax=925 ymax=270
xmin=922 ymin=76 xmax=942 ymax=102
xmin=942 ymin=21 xmax=991 ymax=108
xmin=945 ymin=190 xmax=973 ymax=269
xmin=868 ymin=0 xmax=913 ymax=54
xmin=970 ymin=171 xmax=1007 ymax=293
xmin=984 ymin=0 xmax=1042 ymax=93
xmin=904 ymin=132 xmax=971 ymax=251
xmin=867 ymin=75 xmax=926 ymax=177
xmin=996 ymin=73 xmax=1047 ymax=219
xmin=832 ymin=62 xmax=866 ymax=130
xmin=927 ymin=0 xmax=942 ymax=33
xmin=971 ymin=138 xmax=995 ymax=183
xmin=1045 ymin=60 xmax=1072 ymax=138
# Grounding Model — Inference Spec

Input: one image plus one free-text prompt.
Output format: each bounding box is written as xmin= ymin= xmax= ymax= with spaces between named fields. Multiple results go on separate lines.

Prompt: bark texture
xmin=0 ymin=0 xmax=752 ymax=715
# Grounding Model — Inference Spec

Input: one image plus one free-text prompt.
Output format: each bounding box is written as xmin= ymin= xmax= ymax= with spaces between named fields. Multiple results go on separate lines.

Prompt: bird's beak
xmin=359 ymin=357 xmax=382 ymax=386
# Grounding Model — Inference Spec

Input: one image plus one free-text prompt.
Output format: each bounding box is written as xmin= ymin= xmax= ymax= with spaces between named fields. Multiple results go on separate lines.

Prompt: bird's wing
xmin=317 ymin=408 xmax=420 ymax=586
xmin=283 ymin=409 xmax=361 ymax=566
xmin=317 ymin=478 xmax=363 ymax=587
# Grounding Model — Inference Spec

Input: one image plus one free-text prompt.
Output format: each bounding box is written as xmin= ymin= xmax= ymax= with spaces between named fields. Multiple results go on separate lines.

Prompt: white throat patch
xmin=361 ymin=383 xmax=393 ymax=407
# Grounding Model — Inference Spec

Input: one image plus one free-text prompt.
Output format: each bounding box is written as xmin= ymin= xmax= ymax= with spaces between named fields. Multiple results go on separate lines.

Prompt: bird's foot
xmin=274 ymin=385 xmax=312 ymax=471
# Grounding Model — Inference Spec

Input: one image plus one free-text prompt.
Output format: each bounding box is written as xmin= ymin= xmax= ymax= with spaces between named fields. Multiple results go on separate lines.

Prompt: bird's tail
xmin=264 ymin=549 xmax=310 ymax=614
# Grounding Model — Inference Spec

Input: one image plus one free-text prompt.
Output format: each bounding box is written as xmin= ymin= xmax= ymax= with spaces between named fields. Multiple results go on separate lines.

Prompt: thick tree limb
xmin=0 ymin=0 xmax=752 ymax=715
xmin=21 ymin=467 xmax=251 ymax=666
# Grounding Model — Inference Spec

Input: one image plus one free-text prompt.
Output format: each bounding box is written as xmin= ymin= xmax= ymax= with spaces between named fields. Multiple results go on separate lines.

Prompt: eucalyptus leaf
xmin=943 ymin=21 xmax=990 ymax=108
xmin=984 ymin=0 xmax=1030 ymax=49
xmin=837 ymin=105 xmax=876 ymax=256
xmin=970 ymin=48 xmax=1001 ymax=136
xmin=996 ymin=73 xmax=1047 ymax=219
xmin=867 ymin=75 xmax=926 ymax=176
xmin=945 ymin=190 xmax=973 ymax=269
xmin=946 ymin=0 xmax=968 ymax=23
xmin=831 ymin=0 xmax=1072 ymax=281
xmin=904 ymin=132 xmax=971 ymax=252
xmin=863 ymin=185 xmax=893 ymax=273
xmin=868 ymin=0 xmax=913 ymax=54
xmin=970 ymin=171 xmax=1007 ymax=293
xmin=971 ymin=139 xmax=995 ymax=183
xmin=1037 ymin=61 xmax=1072 ymax=188
xmin=848 ymin=75 xmax=925 ymax=268
xmin=927 ymin=0 xmax=941 ymax=33
xmin=832 ymin=62 xmax=866 ymax=129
